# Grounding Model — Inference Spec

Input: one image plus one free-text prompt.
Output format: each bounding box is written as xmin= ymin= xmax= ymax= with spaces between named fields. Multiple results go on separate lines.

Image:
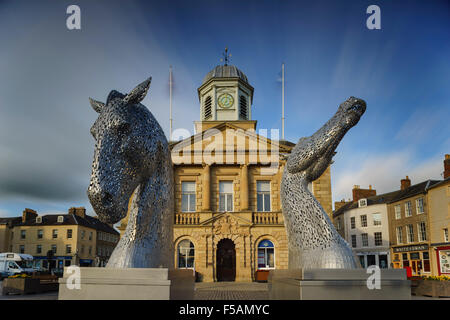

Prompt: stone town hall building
xmin=119 ymin=63 xmax=333 ymax=282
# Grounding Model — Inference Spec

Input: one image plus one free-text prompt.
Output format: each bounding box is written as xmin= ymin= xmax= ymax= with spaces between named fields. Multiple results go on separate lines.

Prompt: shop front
xmin=434 ymin=245 xmax=450 ymax=276
xmin=33 ymin=256 xmax=73 ymax=272
xmin=356 ymin=251 xmax=389 ymax=269
xmin=79 ymin=259 xmax=93 ymax=267
xmin=392 ymin=244 xmax=431 ymax=276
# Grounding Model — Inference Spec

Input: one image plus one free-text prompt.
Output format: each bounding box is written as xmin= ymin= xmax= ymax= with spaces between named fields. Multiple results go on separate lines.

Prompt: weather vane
xmin=220 ymin=47 xmax=231 ymax=66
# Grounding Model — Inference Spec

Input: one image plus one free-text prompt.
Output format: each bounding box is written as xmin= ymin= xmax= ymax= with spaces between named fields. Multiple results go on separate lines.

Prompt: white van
xmin=0 ymin=252 xmax=35 ymax=277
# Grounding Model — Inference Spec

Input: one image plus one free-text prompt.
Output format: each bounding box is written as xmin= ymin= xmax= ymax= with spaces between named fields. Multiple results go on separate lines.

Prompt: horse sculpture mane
xmin=87 ymin=78 xmax=173 ymax=268
xmin=281 ymin=96 xmax=366 ymax=269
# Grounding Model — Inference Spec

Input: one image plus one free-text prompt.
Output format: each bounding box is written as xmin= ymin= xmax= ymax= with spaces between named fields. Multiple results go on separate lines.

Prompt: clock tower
xmin=197 ymin=58 xmax=254 ymax=123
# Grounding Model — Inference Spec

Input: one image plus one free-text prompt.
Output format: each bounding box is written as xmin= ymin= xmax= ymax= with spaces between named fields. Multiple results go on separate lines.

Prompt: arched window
xmin=204 ymin=96 xmax=212 ymax=120
xmin=239 ymin=96 xmax=247 ymax=119
xmin=178 ymin=239 xmax=195 ymax=268
xmin=257 ymin=239 xmax=275 ymax=269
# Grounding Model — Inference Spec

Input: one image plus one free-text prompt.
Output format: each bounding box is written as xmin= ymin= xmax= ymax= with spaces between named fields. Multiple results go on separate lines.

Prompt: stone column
xmin=240 ymin=164 xmax=249 ymax=210
xmin=202 ymin=164 xmax=211 ymax=211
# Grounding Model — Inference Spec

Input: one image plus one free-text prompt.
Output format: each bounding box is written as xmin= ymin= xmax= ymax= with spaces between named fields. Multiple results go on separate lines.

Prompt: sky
xmin=0 ymin=0 xmax=449 ymax=218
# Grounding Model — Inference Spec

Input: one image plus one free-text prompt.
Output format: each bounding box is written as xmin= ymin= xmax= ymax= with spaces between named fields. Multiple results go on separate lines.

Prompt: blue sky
xmin=0 ymin=0 xmax=449 ymax=218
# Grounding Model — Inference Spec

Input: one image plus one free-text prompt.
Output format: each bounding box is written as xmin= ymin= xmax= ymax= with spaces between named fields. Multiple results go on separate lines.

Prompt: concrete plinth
xmin=58 ymin=268 xmax=194 ymax=300
xmin=268 ymin=269 xmax=411 ymax=300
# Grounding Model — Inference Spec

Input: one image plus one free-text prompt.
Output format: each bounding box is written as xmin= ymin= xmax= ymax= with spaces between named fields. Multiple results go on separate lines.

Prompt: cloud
xmin=333 ymin=150 xmax=446 ymax=204
xmin=0 ymin=2 xmax=199 ymax=206
xmin=0 ymin=208 xmax=11 ymax=217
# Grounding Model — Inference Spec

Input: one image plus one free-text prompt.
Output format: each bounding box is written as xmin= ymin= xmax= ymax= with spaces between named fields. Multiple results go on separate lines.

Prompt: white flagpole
xmin=282 ymin=63 xmax=285 ymax=140
xmin=169 ymin=65 xmax=173 ymax=141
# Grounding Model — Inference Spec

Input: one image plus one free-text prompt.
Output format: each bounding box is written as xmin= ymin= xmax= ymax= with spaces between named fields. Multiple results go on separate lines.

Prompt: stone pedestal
xmin=58 ymin=268 xmax=194 ymax=300
xmin=268 ymin=269 xmax=411 ymax=300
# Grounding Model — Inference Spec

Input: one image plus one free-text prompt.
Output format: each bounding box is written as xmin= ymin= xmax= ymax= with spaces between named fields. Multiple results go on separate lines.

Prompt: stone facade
xmin=118 ymin=63 xmax=334 ymax=282
xmin=426 ymin=178 xmax=450 ymax=275
xmin=0 ymin=207 xmax=119 ymax=270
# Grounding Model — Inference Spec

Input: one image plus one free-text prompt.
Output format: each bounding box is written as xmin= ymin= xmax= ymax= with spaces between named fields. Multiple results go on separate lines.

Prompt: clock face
xmin=217 ymin=93 xmax=234 ymax=108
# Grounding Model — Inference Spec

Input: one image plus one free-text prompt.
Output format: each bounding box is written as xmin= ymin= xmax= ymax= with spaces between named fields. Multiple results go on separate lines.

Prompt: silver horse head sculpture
xmin=281 ymin=97 xmax=366 ymax=269
xmin=87 ymin=78 xmax=174 ymax=268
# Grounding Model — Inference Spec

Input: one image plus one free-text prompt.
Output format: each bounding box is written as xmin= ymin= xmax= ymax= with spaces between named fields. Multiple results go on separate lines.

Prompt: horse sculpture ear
xmin=123 ymin=77 xmax=152 ymax=105
xmin=89 ymin=98 xmax=106 ymax=113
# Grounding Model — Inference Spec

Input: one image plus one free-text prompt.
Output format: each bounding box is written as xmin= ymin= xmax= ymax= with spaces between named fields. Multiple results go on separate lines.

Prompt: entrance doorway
xmin=216 ymin=239 xmax=236 ymax=281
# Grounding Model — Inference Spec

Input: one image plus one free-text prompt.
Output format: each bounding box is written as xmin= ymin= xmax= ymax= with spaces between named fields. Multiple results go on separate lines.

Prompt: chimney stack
xmin=68 ymin=207 xmax=86 ymax=218
xmin=22 ymin=208 xmax=37 ymax=223
xmin=401 ymin=176 xmax=411 ymax=190
xmin=334 ymin=199 xmax=351 ymax=211
xmin=352 ymin=185 xmax=377 ymax=202
xmin=444 ymin=154 xmax=450 ymax=179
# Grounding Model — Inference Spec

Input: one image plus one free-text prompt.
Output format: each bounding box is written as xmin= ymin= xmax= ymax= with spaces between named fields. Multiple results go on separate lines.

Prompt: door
xmin=216 ymin=239 xmax=236 ymax=281
xmin=411 ymin=260 xmax=422 ymax=276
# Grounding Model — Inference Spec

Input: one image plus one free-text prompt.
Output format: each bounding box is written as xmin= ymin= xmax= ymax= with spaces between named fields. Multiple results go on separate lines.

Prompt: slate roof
xmin=332 ymin=179 xmax=443 ymax=218
xmin=7 ymin=213 xmax=118 ymax=235
xmin=0 ymin=217 xmax=22 ymax=226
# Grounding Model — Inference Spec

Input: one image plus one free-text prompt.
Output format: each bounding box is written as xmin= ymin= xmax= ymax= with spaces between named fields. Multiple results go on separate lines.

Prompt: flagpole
xmin=169 ymin=65 xmax=173 ymax=142
xmin=281 ymin=62 xmax=285 ymax=141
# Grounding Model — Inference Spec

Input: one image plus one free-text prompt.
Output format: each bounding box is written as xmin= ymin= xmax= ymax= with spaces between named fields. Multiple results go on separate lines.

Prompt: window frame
xmin=374 ymin=232 xmax=383 ymax=246
xmin=219 ymin=181 xmax=233 ymax=212
xmin=406 ymin=224 xmax=414 ymax=243
xmin=360 ymin=215 xmax=368 ymax=228
xmin=405 ymin=201 xmax=412 ymax=217
xmin=256 ymin=181 xmax=271 ymax=212
xmin=372 ymin=213 xmax=382 ymax=226
xmin=257 ymin=240 xmax=275 ymax=270
xmin=416 ymin=198 xmax=424 ymax=215
xmin=394 ymin=205 xmax=401 ymax=220
xmin=396 ymin=226 xmax=404 ymax=244
xmin=361 ymin=233 xmax=369 ymax=247
xmin=181 ymin=181 xmax=196 ymax=212
xmin=351 ymin=234 xmax=357 ymax=248
xmin=418 ymin=221 xmax=427 ymax=242
xmin=350 ymin=217 xmax=356 ymax=229
xmin=177 ymin=239 xmax=195 ymax=269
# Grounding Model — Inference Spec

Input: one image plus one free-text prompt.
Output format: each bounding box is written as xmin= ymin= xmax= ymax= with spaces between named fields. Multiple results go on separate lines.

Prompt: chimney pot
xmin=22 ymin=208 xmax=37 ymax=223
xmin=352 ymin=185 xmax=377 ymax=202
xmin=401 ymin=176 xmax=411 ymax=190
xmin=444 ymin=154 xmax=450 ymax=179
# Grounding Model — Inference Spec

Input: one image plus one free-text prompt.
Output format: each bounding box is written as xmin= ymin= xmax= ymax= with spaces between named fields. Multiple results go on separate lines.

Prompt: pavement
xmin=0 ymin=280 xmax=448 ymax=300
xmin=195 ymin=282 xmax=269 ymax=300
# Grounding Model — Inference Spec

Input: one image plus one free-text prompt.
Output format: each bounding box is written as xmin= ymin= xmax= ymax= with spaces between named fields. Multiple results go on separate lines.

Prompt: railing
xmin=175 ymin=212 xmax=200 ymax=225
xmin=252 ymin=212 xmax=281 ymax=224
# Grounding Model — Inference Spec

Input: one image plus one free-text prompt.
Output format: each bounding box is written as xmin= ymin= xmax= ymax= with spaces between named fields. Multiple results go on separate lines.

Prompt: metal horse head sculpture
xmin=281 ymin=97 xmax=366 ymax=269
xmin=87 ymin=78 xmax=174 ymax=268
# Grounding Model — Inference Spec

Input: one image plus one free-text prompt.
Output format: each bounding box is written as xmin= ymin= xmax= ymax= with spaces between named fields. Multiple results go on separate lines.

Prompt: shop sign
xmin=393 ymin=244 xmax=428 ymax=253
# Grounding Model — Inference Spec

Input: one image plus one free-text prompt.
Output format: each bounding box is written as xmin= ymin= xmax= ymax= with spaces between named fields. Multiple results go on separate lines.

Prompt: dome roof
xmin=202 ymin=65 xmax=249 ymax=84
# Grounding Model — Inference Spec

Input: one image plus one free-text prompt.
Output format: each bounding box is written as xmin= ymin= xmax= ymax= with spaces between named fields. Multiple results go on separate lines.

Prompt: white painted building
xmin=335 ymin=194 xmax=396 ymax=268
